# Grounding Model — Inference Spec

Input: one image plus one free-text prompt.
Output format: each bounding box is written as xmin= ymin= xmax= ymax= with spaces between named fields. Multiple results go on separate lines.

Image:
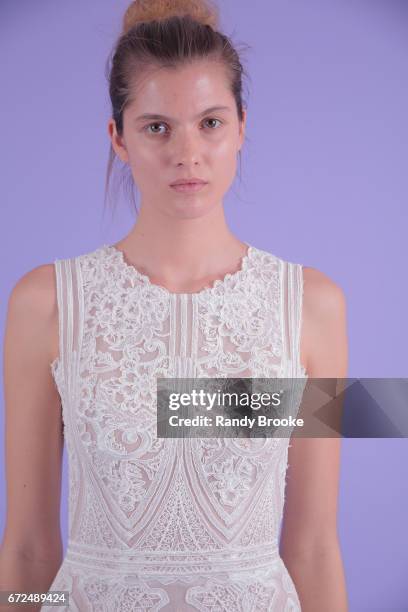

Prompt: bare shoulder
xmin=10 ymin=262 xmax=56 ymax=304
xmin=7 ymin=263 xmax=59 ymax=364
xmin=302 ymin=266 xmax=346 ymax=318
xmin=300 ymin=266 xmax=348 ymax=378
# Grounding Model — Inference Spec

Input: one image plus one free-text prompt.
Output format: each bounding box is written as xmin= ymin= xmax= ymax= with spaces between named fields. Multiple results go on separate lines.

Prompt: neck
xmin=112 ymin=201 xmax=249 ymax=289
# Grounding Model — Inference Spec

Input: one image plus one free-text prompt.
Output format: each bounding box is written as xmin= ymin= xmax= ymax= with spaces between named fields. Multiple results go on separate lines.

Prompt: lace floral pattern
xmin=45 ymin=244 xmax=307 ymax=611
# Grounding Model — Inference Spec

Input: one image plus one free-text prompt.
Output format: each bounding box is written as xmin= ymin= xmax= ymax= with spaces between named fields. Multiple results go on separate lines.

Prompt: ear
xmin=238 ymin=108 xmax=247 ymax=152
xmin=108 ymin=118 xmax=129 ymax=163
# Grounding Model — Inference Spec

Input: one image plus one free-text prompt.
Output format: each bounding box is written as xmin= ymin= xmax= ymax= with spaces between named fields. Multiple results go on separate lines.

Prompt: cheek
xmin=128 ymin=146 xmax=161 ymax=185
xmin=129 ymin=143 xmax=157 ymax=167
xmin=213 ymin=134 xmax=237 ymax=157
xmin=212 ymin=141 xmax=238 ymax=177
xmin=212 ymin=141 xmax=239 ymax=182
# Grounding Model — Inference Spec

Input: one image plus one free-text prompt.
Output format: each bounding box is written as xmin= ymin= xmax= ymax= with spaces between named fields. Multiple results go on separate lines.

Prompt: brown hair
xmin=104 ymin=0 xmax=250 ymax=216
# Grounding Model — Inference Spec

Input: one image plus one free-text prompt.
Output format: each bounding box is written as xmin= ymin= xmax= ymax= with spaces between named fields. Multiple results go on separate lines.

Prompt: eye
xmin=203 ymin=117 xmax=223 ymax=129
xmin=145 ymin=122 xmax=168 ymax=135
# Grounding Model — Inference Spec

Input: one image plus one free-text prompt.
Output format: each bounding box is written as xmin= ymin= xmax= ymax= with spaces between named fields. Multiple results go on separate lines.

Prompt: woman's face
xmin=109 ymin=59 xmax=246 ymax=219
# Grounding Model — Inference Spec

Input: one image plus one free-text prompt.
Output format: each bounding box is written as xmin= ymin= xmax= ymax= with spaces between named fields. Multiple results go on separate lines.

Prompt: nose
xmin=173 ymin=129 xmax=201 ymax=166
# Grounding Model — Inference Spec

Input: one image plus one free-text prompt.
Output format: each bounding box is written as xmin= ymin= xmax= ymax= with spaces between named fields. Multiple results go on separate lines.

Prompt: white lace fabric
xmin=43 ymin=244 xmax=307 ymax=611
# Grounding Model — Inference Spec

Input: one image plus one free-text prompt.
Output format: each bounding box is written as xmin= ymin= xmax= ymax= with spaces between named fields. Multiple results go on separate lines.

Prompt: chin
xmin=167 ymin=198 xmax=218 ymax=219
xmin=172 ymin=208 xmax=212 ymax=220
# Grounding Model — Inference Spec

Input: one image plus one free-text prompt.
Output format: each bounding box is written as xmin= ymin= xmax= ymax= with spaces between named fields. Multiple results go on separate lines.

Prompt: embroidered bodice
xmin=44 ymin=243 xmax=307 ymax=611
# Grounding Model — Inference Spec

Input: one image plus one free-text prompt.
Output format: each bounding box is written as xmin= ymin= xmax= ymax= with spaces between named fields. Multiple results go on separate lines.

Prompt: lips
xmin=170 ymin=178 xmax=207 ymax=186
xmin=170 ymin=182 xmax=208 ymax=193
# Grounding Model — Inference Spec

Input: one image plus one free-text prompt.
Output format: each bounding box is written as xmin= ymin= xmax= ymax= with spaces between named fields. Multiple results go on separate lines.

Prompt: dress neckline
xmin=102 ymin=243 xmax=254 ymax=297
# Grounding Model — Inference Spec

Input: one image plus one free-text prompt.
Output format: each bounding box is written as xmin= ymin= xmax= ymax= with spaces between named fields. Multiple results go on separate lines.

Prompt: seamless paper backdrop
xmin=1 ymin=1 xmax=407 ymax=609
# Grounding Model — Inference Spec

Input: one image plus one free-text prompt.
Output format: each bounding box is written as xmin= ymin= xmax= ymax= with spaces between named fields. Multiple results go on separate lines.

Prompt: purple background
xmin=1 ymin=0 xmax=408 ymax=609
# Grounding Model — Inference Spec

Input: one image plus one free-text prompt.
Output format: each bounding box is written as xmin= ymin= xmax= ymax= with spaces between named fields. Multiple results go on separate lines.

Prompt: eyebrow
xmin=133 ymin=105 xmax=232 ymax=123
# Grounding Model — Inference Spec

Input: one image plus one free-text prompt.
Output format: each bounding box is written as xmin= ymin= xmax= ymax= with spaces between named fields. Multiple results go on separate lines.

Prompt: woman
xmin=0 ymin=0 xmax=348 ymax=610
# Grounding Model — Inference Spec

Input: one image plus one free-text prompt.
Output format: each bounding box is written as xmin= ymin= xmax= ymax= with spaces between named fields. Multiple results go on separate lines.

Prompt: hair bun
xmin=123 ymin=0 xmax=219 ymax=35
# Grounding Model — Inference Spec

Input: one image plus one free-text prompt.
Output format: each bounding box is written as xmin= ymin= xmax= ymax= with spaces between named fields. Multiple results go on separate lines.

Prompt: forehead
xmin=128 ymin=60 xmax=232 ymax=116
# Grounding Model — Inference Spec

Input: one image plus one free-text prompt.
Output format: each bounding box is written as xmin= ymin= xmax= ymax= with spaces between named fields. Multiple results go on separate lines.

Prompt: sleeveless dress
xmin=43 ymin=243 xmax=308 ymax=612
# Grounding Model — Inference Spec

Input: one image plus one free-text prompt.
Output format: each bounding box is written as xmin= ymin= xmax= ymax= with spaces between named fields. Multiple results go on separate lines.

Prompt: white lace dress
xmin=43 ymin=243 xmax=307 ymax=611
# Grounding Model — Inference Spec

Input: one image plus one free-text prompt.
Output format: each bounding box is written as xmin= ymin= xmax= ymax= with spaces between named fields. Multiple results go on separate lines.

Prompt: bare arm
xmin=280 ymin=267 xmax=349 ymax=611
xmin=0 ymin=264 xmax=63 ymax=609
